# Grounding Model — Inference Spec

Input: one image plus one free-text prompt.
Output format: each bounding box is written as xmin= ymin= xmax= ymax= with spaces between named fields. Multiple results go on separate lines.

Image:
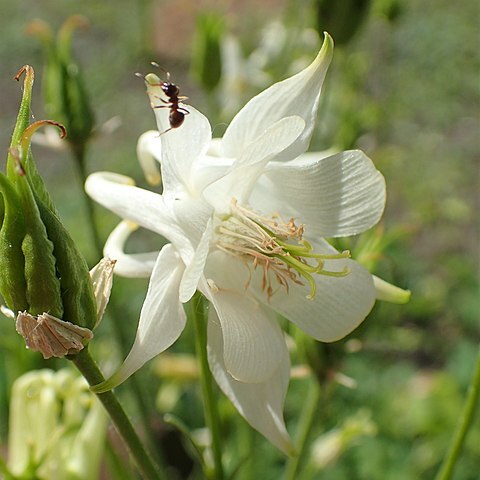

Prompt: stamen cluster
xmin=215 ymin=199 xmax=350 ymax=300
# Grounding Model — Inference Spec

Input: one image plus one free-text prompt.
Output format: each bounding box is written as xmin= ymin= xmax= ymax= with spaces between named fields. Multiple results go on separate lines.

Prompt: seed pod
xmin=0 ymin=65 xmax=98 ymax=359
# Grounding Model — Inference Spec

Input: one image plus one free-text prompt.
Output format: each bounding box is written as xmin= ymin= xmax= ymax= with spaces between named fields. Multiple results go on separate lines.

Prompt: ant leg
xmin=178 ymin=96 xmax=189 ymax=101
xmin=178 ymin=108 xmax=190 ymax=115
xmin=159 ymin=127 xmax=172 ymax=136
xmin=152 ymin=96 xmax=170 ymax=104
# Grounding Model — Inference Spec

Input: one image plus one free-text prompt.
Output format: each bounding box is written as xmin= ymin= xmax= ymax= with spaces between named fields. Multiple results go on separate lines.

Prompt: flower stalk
xmin=434 ymin=346 xmax=480 ymax=480
xmin=190 ymin=292 xmax=224 ymax=480
xmin=284 ymin=379 xmax=321 ymax=480
xmin=71 ymin=349 xmax=165 ymax=480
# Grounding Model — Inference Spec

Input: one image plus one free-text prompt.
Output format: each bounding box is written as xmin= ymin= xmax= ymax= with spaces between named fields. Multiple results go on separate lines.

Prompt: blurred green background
xmin=0 ymin=0 xmax=478 ymax=478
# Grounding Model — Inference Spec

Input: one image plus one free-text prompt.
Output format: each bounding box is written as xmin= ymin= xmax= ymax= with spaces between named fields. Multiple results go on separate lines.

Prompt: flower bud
xmin=0 ymin=66 xmax=98 ymax=357
xmin=191 ymin=12 xmax=224 ymax=92
xmin=314 ymin=0 xmax=371 ymax=46
xmin=27 ymin=16 xmax=95 ymax=152
xmin=7 ymin=369 xmax=107 ymax=479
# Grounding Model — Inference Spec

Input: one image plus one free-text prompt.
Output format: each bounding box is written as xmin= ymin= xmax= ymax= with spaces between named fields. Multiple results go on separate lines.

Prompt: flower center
xmin=215 ymin=199 xmax=350 ymax=300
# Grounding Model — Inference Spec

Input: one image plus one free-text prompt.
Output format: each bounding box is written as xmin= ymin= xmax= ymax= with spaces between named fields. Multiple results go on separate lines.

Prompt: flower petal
xmin=250 ymin=150 xmax=386 ymax=237
xmin=85 ymin=172 xmax=194 ymax=261
xmin=204 ymin=116 xmax=305 ymax=212
xmin=211 ymin=241 xmax=375 ymax=342
xmin=103 ymin=220 xmax=159 ymax=278
xmin=136 ymin=130 xmax=162 ymax=186
xmin=91 ymin=244 xmax=186 ymax=393
xmin=178 ymin=219 xmax=213 ymax=303
xmin=145 ymin=76 xmax=212 ymax=196
xmin=207 ymin=312 xmax=293 ymax=454
xmin=222 ymin=33 xmax=333 ymax=161
xmin=254 ymin=242 xmax=376 ymax=341
xmin=203 ymin=253 xmax=288 ymax=383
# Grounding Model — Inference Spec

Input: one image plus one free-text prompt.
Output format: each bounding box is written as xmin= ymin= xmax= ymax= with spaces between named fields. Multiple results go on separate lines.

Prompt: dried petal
xmin=89 ymin=257 xmax=116 ymax=328
xmin=16 ymin=311 xmax=93 ymax=359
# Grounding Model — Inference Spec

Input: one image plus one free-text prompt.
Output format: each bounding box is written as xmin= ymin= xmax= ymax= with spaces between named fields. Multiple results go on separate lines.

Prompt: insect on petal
xmin=16 ymin=311 xmax=93 ymax=359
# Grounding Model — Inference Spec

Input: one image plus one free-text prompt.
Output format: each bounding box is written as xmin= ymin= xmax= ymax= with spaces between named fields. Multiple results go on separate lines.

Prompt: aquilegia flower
xmin=86 ymin=34 xmax=388 ymax=453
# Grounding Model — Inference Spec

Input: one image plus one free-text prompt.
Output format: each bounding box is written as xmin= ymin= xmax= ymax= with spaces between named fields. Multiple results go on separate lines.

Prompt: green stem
xmin=0 ymin=456 xmax=15 ymax=480
xmin=435 ymin=346 xmax=480 ymax=480
xmin=190 ymin=292 xmax=224 ymax=480
xmin=71 ymin=348 xmax=165 ymax=480
xmin=71 ymin=143 xmax=104 ymax=259
xmin=284 ymin=379 xmax=321 ymax=480
xmin=70 ymin=143 xmax=165 ymax=467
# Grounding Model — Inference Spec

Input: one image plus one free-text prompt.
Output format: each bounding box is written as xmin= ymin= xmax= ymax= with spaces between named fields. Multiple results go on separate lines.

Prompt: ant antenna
xmin=150 ymin=62 xmax=170 ymax=80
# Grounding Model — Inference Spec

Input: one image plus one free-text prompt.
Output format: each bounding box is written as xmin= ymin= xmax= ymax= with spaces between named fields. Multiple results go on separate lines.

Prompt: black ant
xmin=148 ymin=63 xmax=189 ymax=134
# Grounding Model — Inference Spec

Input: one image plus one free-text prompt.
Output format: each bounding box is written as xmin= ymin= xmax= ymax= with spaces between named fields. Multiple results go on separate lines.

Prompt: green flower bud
xmin=315 ymin=0 xmax=371 ymax=46
xmin=27 ymin=15 xmax=95 ymax=152
xmin=191 ymin=12 xmax=224 ymax=92
xmin=0 ymin=66 xmax=98 ymax=357
xmin=7 ymin=369 xmax=107 ymax=479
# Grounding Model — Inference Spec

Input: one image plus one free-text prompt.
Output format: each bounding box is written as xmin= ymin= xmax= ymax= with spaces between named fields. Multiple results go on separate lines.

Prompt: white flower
xmin=86 ymin=34 xmax=387 ymax=453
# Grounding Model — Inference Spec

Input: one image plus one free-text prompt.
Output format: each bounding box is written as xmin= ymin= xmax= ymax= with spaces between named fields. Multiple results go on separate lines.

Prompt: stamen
xmin=215 ymin=199 xmax=353 ymax=301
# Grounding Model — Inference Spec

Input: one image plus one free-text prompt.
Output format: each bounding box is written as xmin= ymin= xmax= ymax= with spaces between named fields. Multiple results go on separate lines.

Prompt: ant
xmin=149 ymin=63 xmax=189 ymax=134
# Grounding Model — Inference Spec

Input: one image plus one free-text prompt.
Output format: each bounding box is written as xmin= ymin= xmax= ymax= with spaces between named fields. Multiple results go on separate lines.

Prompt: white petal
xmin=207 ymin=313 xmax=293 ymax=454
xmin=204 ymin=116 xmax=305 ymax=212
xmin=251 ymin=150 xmax=386 ymax=237
xmin=104 ymin=220 xmax=159 ymax=278
xmin=92 ymin=245 xmax=186 ymax=393
xmin=136 ymin=130 xmax=162 ymax=186
xmin=222 ymin=33 xmax=333 ymax=161
xmin=209 ymin=243 xmax=375 ymax=342
xmin=145 ymin=75 xmax=212 ymax=195
xmin=254 ymin=242 xmax=376 ymax=341
xmin=203 ymin=252 xmax=288 ymax=383
xmin=85 ymin=172 xmax=194 ymax=260
xmin=178 ymin=219 xmax=213 ymax=303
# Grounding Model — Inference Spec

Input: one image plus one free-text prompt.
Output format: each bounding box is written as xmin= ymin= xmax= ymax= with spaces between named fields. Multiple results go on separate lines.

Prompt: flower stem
xmin=434 ymin=346 xmax=480 ymax=480
xmin=71 ymin=143 xmax=104 ymax=259
xmin=71 ymin=348 xmax=165 ymax=480
xmin=190 ymin=292 xmax=224 ymax=480
xmin=283 ymin=379 xmax=321 ymax=480
xmin=70 ymin=143 xmax=163 ymax=467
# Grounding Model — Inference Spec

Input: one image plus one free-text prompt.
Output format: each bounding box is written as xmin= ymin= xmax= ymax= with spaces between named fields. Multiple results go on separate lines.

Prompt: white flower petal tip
xmin=89 ymin=257 xmax=117 ymax=328
xmin=89 ymin=371 xmax=124 ymax=394
xmin=1 ymin=305 xmax=15 ymax=319
xmin=104 ymin=220 xmax=159 ymax=278
xmin=221 ymin=32 xmax=333 ymax=160
xmin=207 ymin=318 xmax=293 ymax=454
xmin=373 ymin=276 xmax=411 ymax=304
xmin=92 ymin=245 xmax=187 ymax=393
xmin=137 ymin=130 xmax=162 ymax=186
